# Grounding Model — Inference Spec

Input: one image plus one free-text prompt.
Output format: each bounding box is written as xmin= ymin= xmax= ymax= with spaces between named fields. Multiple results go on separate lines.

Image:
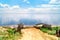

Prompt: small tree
xmin=17 ymin=23 xmax=24 ymax=34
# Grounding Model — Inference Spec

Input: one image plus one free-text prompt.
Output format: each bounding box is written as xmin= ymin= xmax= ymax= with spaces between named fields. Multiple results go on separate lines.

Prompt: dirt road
xmin=20 ymin=27 xmax=58 ymax=40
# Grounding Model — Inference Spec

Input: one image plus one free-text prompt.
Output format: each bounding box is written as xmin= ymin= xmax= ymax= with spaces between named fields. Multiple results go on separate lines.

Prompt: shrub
xmin=40 ymin=27 xmax=49 ymax=33
xmin=0 ymin=28 xmax=22 ymax=40
xmin=40 ymin=27 xmax=57 ymax=35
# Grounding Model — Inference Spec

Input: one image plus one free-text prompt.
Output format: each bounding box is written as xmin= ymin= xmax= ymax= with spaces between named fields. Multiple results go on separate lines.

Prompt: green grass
xmin=0 ymin=27 xmax=22 ymax=40
xmin=40 ymin=27 xmax=49 ymax=33
xmin=40 ymin=26 xmax=60 ymax=35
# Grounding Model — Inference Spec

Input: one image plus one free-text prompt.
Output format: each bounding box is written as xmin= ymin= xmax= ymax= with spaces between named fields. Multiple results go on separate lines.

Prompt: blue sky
xmin=0 ymin=0 xmax=60 ymax=25
xmin=0 ymin=0 xmax=50 ymax=7
xmin=0 ymin=0 xmax=60 ymax=8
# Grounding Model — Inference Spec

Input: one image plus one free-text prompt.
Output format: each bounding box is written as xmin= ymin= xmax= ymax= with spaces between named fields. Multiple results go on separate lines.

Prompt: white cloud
xmin=0 ymin=6 xmax=60 ymax=14
xmin=0 ymin=3 xmax=32 ymax=14
xmin=23 ymin=0 xmax=28 ymax=2
xmin=0 ymin=8 xmax=30 ymax=13
xmin=28 ymin=8 xmax=60 ymax=14
xmin=0 ymin=6 xmax=60 ymax=25
xmin=49 ymin=0 xmax=56 ymax=4
xmin=26 ymin=1 xmax=30 ymax=4
xmin=1 ymin=13 xmax=31 ymax=24
xmin=0 ymin=3 xmax=10 ymax=8
xmin=1 ymin=13 xmax=60 ymax=25
xmin=49 ymin=0 xmax=60 ymax=4
xmin=23 ymin=0 xmax=30 ymax=4
xmin=0 ymin=0 xmax=60 ymax=25
xmin=36 ymin=0 xmax=60 ymax=8
xmin=10 ymin=5 xmax=20 ymax=9
xmin=0 ymin=3 xmax=59 ymax=14
xmin=32 ymin=14 xmax=52 ymax=23
xmin=0 ymin=3 xmax=20 ymax=9
xmin=40 ymin=4 xmax=60 ymax=8
xmin=36 ymin=4 xmax=60 ymax=8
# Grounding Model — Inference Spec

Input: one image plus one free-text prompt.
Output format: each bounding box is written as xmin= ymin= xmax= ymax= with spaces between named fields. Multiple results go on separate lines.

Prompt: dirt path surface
xmin=20 ymin=27 xmax=58 ymax=40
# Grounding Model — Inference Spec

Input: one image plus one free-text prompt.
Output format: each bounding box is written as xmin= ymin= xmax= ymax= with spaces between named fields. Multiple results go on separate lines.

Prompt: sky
xmin=0 ymin=0 xmax=60 ymax=25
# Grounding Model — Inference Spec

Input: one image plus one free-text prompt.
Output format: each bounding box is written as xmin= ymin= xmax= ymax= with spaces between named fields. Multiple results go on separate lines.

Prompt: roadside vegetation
xmin=40 ymin=26 xmax=60 ymax=40
xmin=0 ymin=27 xmax=22 ymax=40
xmin=40 ymin=26 xmax=60 ymax=35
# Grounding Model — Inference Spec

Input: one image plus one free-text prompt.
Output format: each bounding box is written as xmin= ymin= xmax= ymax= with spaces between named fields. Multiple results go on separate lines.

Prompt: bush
xmin=40 ymin=27 xmax=49 ymax=33
xmin=0 ymin=28 xmax=22 ymax=40
xmin=40 ymin=27 xmax=57 ymax=35
xmin=52 ymin=27 xmax=58 ymax=30
xmin=7 ymin=28 xmax=16 ymax=35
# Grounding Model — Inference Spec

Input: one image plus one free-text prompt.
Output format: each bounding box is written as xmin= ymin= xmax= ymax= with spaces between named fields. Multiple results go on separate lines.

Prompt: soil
xmin=19 ymin=27 xmax=58 ymax=40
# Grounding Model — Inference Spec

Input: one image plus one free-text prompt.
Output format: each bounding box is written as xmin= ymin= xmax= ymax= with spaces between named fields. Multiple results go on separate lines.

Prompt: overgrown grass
xmin=0 ymin=27 xmax=22 ymax=40
xmin=40 ymin=26 xmax=60 ymax=35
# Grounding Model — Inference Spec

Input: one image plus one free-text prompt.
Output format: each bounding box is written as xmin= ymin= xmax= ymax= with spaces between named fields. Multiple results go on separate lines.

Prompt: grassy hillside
xmin=40 ymin=26 xmax=60 ymax=35
xmin=40 ymin=26 xmax=60 ymax=40
xmin=0 ymin=27 xmax=21 ymax=40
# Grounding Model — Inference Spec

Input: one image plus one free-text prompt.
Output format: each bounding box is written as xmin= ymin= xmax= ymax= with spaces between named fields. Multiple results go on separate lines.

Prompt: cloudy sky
xmin=0 ymin=0 xmax=60 ymax=25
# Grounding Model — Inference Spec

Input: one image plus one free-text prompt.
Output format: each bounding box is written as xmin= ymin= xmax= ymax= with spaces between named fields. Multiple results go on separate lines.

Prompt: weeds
xmin=0 ymin=27 xmax=22 ymax=40
xmin=40 ymin=27 xmax=60 ymax=35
